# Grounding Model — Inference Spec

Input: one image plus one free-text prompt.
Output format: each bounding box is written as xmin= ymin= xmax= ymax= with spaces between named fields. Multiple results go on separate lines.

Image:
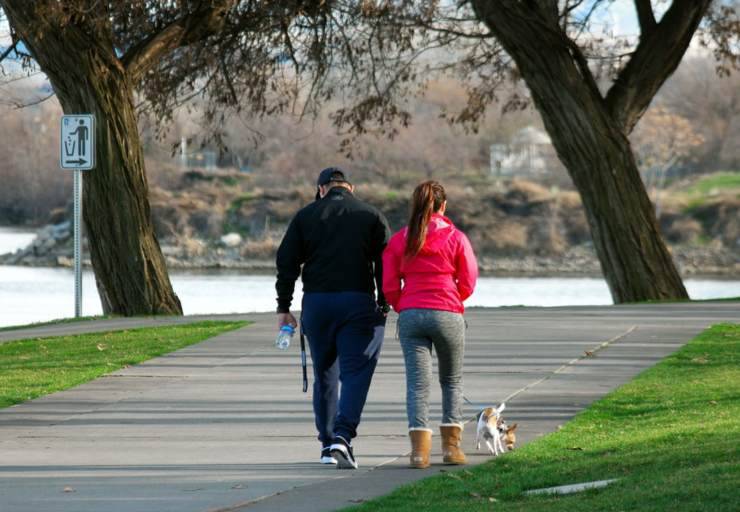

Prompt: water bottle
xmin=275 ymin=325 xmax=294 ymax=350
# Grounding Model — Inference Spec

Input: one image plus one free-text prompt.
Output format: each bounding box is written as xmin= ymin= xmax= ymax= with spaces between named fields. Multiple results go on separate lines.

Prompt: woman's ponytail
xmin=405 ymin=180 xmax=446 ymax=259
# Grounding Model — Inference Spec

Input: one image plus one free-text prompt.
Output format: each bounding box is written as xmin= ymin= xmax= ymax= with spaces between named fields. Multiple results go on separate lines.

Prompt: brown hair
xmin=405 ymin=180 xmax=446 ymax=258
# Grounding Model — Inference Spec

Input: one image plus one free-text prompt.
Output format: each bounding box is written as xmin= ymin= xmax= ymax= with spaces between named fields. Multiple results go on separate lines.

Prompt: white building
xmin=490 ymin=126 xmax=563 ymax=179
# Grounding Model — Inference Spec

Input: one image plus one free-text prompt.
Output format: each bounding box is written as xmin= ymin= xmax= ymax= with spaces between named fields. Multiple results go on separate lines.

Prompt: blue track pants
xmin=301 ymin=292 xmax=385 ymax=445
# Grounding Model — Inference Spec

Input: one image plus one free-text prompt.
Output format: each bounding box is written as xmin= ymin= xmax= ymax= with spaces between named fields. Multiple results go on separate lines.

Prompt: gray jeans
xmin=398 ymin=308 xmax=465 ymax=429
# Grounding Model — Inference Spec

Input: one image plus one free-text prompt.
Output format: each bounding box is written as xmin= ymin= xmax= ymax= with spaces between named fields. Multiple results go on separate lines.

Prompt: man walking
xmin=275 ymin=167 xmax=391 ymax=469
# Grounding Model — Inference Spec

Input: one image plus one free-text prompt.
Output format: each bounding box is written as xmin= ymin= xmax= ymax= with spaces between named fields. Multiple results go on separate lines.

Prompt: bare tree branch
xmin=122 ymin=0 xmax=235 ymax=83
xmin=563 ymin=0 xmax=588 ymax=17
xmin=605 ymin=0 xmax=712 ymax=134
xmin=0 ymin=90 xmax=55 ymax=108
xmin=634 ymin=0 xmax=657 ymax=35
xmin=0 ymin=40 xmax=18 ymax=64
xmin=570 ymin=0 xmax=603 ymax=39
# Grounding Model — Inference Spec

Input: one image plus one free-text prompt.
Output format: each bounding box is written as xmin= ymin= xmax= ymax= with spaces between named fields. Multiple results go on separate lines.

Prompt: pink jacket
xmin=382 ymin=213 xmax=478 ymax=314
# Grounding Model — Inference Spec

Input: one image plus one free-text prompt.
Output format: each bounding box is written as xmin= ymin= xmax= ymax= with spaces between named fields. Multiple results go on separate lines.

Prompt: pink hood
xmin=382 ymin=213 xmax=478 ymax=314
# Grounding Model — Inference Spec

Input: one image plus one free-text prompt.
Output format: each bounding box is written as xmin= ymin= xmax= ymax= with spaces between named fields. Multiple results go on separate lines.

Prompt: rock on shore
xmin=1 ymin=221 xmax=737 ymax=277
xmin=2 ymin=178 xmax=737 ymax=277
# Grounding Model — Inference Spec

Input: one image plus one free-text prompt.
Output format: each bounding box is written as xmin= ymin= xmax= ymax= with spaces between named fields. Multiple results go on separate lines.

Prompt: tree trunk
xmin=3 ymin=3 xmax=183 ymax=315
xmin=472 ymin=1 xmax=688 ymax=303
xmin=529 ymin=79 xmax=688 ymax=303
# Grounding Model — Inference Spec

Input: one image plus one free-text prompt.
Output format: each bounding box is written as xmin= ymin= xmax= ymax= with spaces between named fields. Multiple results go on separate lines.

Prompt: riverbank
xmin=2 ymin=174 xmax=738 ymax=277
xmin=1 ymin=231 xmax=737 ymax=277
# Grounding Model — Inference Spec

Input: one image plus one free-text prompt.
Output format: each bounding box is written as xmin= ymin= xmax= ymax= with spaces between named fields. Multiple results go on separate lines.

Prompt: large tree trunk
xmin=3 ymin=3 xmax=183 ymax=315
xmin=471 ymin=1 xmax=690 ymax=303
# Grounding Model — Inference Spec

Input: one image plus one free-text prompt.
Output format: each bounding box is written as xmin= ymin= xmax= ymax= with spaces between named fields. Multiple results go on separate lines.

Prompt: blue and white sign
xmin=60 ymin=115 xmax=95 ymax=170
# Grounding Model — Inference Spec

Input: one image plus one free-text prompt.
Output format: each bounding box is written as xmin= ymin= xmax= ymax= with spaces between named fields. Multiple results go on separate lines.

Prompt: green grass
xmin=221 ymin=175 xmax=239 ymax=187
xmin=0 ymin=315 xmax=116 ymax=333
xmin=684 ymin=171 xmax=740 ymax=196
xmin=678 ymin=171 xmax=740 ymax=210
xmin=345 ymin=323 xmax=740 ymax=511
xmin=223 ymin=193 xmax=257 ymax=236
xmin=0 ymin=320 xmax=248 ymax=409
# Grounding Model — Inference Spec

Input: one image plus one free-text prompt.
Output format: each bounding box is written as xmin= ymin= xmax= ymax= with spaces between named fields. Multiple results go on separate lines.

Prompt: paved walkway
xmin=0 ymin=303 xmax=737 ymax=512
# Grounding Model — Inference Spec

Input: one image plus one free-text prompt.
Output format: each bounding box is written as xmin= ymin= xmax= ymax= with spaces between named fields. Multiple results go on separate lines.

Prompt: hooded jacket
xmin=382 ymin=213 xmax=478 ymax=314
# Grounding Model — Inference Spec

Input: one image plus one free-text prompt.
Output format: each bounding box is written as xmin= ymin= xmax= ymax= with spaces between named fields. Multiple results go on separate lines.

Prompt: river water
xmin=1 ymin=228 xmax=738 ymax=328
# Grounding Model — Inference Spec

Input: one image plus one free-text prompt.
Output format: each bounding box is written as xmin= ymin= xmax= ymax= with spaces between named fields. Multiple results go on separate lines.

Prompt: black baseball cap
xmin=316 ymin=167 xmax=350 ymax=186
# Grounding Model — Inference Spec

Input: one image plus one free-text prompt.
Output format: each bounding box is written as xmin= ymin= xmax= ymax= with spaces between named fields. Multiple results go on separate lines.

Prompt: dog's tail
xmin=496 ymin=403 xmax=506 ymax=415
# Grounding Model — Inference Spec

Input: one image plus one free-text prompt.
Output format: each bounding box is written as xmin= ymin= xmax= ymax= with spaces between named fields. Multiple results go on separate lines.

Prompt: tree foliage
xmin=300 ymin=1 xmax=739 ymax=142
xmin=632 ymin=106 xmax=705 ymax=171
xmin=1 ymin=2 xmax=738 ymax=149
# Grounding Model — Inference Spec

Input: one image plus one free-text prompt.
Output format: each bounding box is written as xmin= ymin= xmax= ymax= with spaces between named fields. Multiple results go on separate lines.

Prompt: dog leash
xmin=463 ymin=395 xmax=487 ymax=419
xmin=463 ymin=395 xmax=479 ymax=407
xmin=299 ymin=315 xmax=308 ymax=393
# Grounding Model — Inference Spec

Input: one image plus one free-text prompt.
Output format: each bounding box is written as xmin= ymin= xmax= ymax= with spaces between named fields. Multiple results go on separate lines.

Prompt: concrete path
xmin=0 ymin=303 xmax=737 ymax=512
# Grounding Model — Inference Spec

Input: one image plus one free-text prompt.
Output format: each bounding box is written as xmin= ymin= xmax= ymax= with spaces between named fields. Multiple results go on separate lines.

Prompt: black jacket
xmin=275 ymin=187 xmax=391 ymax=313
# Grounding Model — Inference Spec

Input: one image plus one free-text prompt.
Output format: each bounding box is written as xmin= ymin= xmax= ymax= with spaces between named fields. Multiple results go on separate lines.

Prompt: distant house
xmin=490 ymin=126 xmax=565 ymax=180
xmin=186 ymin=150 xmax=218 ymax=171
xmin=179 ymin=137 xmax=216 ymax=171
xmin=178 ymin=137 xmax=251 ymax=172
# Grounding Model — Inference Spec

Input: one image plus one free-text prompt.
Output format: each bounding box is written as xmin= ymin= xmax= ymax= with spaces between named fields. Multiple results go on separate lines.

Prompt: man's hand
xmin=277 ymin=312 xmax=298 ymax=330
xmin=377 ymin=302 xmax=390 ymax=318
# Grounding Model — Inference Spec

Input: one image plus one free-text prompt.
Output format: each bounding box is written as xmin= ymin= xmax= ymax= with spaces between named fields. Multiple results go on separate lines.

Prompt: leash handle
xmin=300 ymin=320 xmax=308 ymax=393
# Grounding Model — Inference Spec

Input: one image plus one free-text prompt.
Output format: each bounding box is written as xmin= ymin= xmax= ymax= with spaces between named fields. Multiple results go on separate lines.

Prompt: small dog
xmin=475 ymin=403 xmax=517 ymax=455
xmin=500 ymin=421 xmax=518 ymax=452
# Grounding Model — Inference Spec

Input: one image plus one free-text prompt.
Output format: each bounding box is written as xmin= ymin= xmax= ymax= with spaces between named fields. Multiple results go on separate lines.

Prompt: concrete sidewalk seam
xmin=461 ymin=324 xmax=638 ymax=417
xmin=501 ymin=324 xmax=638 ymax=405
xmin=206 ymin=474 xmax=350 ymax=512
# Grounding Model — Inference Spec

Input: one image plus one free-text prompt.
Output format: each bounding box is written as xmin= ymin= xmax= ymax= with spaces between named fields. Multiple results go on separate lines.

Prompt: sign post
xmin=60 ymin=115 xmax=95 ymax=318
xmin=73 ymin=170 xmax=82 ymax=317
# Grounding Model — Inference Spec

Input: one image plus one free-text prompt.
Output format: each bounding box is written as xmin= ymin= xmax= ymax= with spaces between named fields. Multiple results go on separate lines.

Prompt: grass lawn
xmin=345 ymin=323 xmax=740 ymax=512
xmin=676 ymin=171 xmax=740 ymax=209
xmin=684 ymin=171 xmax=740 ymax=196
xmin=0 ymin=315 xmax=115 ymax=333
xmin=0 ymin=320 xmax=248 ymax=409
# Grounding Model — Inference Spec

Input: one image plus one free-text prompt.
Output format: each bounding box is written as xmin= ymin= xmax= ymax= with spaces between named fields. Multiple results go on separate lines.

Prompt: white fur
xmin=475 ymin=403 xmax=507 ymax=456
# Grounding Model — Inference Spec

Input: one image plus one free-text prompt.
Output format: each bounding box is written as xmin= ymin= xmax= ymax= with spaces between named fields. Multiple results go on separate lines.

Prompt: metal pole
xmin=74 ymin=169 xmax=82 ymax=318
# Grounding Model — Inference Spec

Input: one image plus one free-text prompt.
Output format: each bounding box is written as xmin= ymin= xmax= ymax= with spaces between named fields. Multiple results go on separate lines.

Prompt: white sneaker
xmin=329 ymin=436 xmax=358 ymax=469
xmin=320 ymin=447 xmax=337 ymax=465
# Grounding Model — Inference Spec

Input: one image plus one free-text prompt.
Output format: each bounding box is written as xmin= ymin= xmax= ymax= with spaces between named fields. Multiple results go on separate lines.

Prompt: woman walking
xmin=382 ymin=180 xmax=478 ymax=468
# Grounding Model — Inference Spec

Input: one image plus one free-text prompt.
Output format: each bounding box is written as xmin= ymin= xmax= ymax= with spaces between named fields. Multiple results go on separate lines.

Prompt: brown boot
xmin=440 ymin=425 xmax=467 ymax=465
xmin=409 ymin=429 xmax=432 ymax=469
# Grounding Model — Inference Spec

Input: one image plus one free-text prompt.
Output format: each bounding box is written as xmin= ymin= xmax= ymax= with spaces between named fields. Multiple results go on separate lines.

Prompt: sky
xmin=590 ymin=0 xmax=642 ymax=36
